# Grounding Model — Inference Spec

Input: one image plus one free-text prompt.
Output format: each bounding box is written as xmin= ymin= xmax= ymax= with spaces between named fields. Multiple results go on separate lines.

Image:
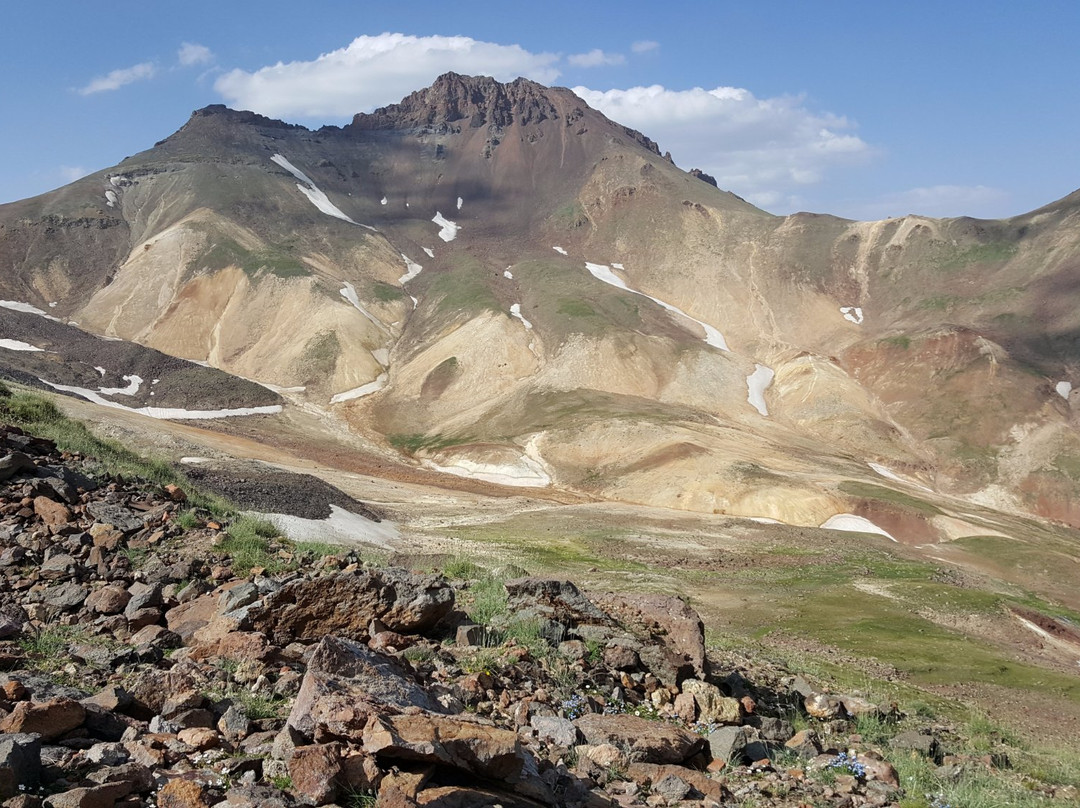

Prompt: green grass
xmin=464 ymin=575 xmax=509 ymax=626
xmin=428 ymin=255 xmax=501 ymax=315
xmin=175 ymin=509 xmax=200 ymax=530
xmin=371 ymin=281 xmax=406 ymax=302
xmin=443 ymin=556 xmax=487 ymax=580
xmin=0 ymin=388 xmax=230 ymax=516
xmin=939 ymin=241 xmax=1018 ymax=271
xmin=387 ymin=432 xmax=473 ymax=455
xmin=217 ymin=515 xmax=286 ymax=574
xmin=557 ymin=298 xmax=597 ymax=318
xmin=188 ymin=237 xmax=309 ymax=279
xmin=880 ymin=335 xmax=912 ymax=350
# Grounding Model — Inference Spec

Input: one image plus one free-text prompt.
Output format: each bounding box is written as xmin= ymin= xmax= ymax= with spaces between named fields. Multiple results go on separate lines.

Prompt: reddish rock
xmin=627 ymin=762 xmax=729 ymax=803
xmin=164 ymin=484 xmax=187 ymax=503
xmin=40 ymin=781 xmax=131 ymax=808
xmin=33 ymin=496 xmax=71 ymax=526
xmin=589 ymin=592 xmax=707 ymax=683
xmin=0 ymin=698 xmax=85 ymax=740
xmin=89 ymin=524 xmax=124 ymax=551
xmin=575 ymin=714 xmax=705 ymax=765
xmin=85 ymin=586 xmax=131 ymax=615
xmin=157 ymin=779 xmax=213 ymax=808
xmin=177 ymin=728 xmax=218 ymax=750
xmin=2 ymin=680 xmax=28 ymax=701
xmin=287 ymin=743 xmax=343 ymax=805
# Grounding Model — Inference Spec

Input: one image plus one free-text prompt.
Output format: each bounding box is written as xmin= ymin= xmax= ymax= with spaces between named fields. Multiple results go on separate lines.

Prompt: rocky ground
xmin=0 ymin=420 xmax=1075 ymax=808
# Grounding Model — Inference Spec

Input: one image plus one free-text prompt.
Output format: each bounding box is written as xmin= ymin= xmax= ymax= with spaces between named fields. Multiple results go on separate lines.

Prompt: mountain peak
xmin=346 ymin=72 xmax=661 ymax=155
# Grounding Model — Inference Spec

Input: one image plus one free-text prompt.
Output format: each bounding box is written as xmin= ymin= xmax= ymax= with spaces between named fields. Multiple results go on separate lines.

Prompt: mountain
xmin=3 ymin=71 xmax=1080 ymax=541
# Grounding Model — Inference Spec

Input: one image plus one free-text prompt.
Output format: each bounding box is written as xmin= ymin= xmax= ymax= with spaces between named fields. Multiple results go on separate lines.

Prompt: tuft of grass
xmin=465 ymin=575 xmax=509 ymax=626
xmin=443 ymin=556 xmax=486 ymax=580
xmin=218 ymin=515 xmax=287 ymax=574
xmin=175 ymin=509 xmax=201 ymax=530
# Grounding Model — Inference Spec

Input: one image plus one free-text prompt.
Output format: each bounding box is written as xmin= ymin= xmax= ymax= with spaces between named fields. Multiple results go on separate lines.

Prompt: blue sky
xmin=2 ymin=0 xmax=1078 ymax=219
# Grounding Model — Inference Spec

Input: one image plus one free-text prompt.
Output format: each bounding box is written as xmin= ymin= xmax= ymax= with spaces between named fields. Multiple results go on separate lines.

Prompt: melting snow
xmin=1056 ymin=381 xmax=1072 ymax=400
xmin=98 ymin=375 xmax=142 ymax=397
xmin=94 ymin=366 xmax=107 ymax=376
xmin=0 ymin=339 xmax=44 ymax=352
xmin=399 ymin=254 xmax=423 ymax=285
xmin=553 ymin=246 xmax=568 ymax=255
xmin=612 ymin=263 xmax=625 ymax=270
xmin=423 ymin=247 xmax=435 ymax=258
xmin=584 ymin=262 xmax=730 ymax=351
xmin=0 ymin=300 xmax=63 ymax=323
xmin=509 ymin=303 xmax=533 ymax=330
xmin=432 ymin=212 xmax=460 ymax=242
xmin=746 ymin=364 xmax=775 ymax=416
xmin=456 ymin=196 xmax=463 ymax=210
xmin=48 ymin=302 xmax=57 ymax=308
xmin=104 ymin=190 xmax=118 ymax=208
xmin=40 ymin=379 xmax=282 ymax=420
xmin=427 ymin=454 xmax=550 ymax=488
xmin=339 ymin=283 xmax=389 ymax=331
xmin=330 ymin=373 xmax=388 ymax=404
xmin=254 ymin=504 xmax=398 ymax=549
xmin=840 ymin=306 xmax=864 ymax=324
xmin=868 ymin=462 xmax=906 ymax=483
xmin=371 ymin=348 xmax=390 ymax=366
xmin=820 ymin=514 xmax=897 ymax=542
xmin=179 ymin=457 xmax=210 ymax=464
xmin=380 ymin=196 xmax=388 ymax=205
xmin=271 ymin=154 xmax=375 ymax=231
xmin=504 ymin=270 xmax=514 ymax=279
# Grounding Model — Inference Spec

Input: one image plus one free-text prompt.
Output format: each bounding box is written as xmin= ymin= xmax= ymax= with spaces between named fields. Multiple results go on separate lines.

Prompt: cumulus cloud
xmin=631 ymin=40 xmax=660 ymax=54
xmin=79 ymin=62 xmax=156 ymax=95
xmin=178 ymin=42 xmax=214 ymax=67
xmin=848 ymin=184 xmax=1010 ymax=220
xmin=573 ymin=84 xmax=871 ymax=210
xmin=215 ymin=33 xmax=561 ymax=119
xmin=568 ymin=49 xmax=626 ymax=68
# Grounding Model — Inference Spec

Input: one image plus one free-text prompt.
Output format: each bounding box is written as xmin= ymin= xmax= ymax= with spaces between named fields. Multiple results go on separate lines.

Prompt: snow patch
xmin=553 ymin=246 xmax=568 ymax=255
xmin=179 ymin=457 xmax=210 ymax=465
xmin=380 ymin=196 xmax=388 ymax=205
xmin=94 ymin=366 xmax=107 ymax=376
xmin=509 ymin=303 xmax=533 ymax=330
xmin=746 ymin=364 xmax=774 ymax=416
xmin=330 ymin=373 xmax=388 ymax=404
xmin=1056 ymin=381 xmax=1072 ymax=400
xmin=271 ymin=154 xmax=375 ymax=230
xmin=584 ymin=262 xmax=729 ymax=351
xmin=0 ymin=300 xmax=63 ymax=323
xmin=253 ymin=505 xmax=398 ymax=550
xmin=840 ymin=306 xmax=864 ymax=324
xmin=371 ymin=348 xmax=390 ymax=366
xmin=0 ymin=339 xmax=44 ymax=352
xmin=40 ymin=379 xmax=282 ymax=420
xmin=339 ymin=283 xmax=389 ymax=331
xmin=48 ymin=302 xmax=57 ymax=308
xmin=104 ymin=190 xmax=118 ymax=208
xmin=432 ymin=212 xmax=460 ymax=242
xmin=820 ymin=514 xmax=897 ymax=542
xmin=503 ymin=270 xmax=514 ymax=279
xmin=456 ymin=196 xmax=463 ymax=210
xmin=426 ymin=440 xmax=552 ymax=488
xmin=423 ymin=247 xmax=435 ymax=258
xmin=98 ymin=375 xmax=142 ymax=397
xmin=399 ymin=254 xmax=423 ymax=285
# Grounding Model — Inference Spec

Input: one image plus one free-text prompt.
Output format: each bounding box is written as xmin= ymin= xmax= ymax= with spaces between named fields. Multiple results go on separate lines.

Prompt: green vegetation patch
xmin=387 ymin=432 xmax=473 ymax=455
xmin=188 ymin=236 xmax=309 ymax=279
xmin=839 ymin=481 xmax=944 ymax=516
xmin=939 ymin=241 xmax=1018 ymax=271
xmin=371 ymin=281 xmax=406 ymax=302
xmin=428 ymin=255 xmax=501 ymax=315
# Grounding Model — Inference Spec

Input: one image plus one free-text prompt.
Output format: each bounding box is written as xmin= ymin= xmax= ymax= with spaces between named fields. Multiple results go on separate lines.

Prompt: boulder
xmin=0 ymin=733 xmax=41 ymax=799
xmin=287 ymin=743 xmax=342 ymax=806
xmin=33 ymin=496 xmax=71 ymax=526
xmin=247 ymin=568 xmax=454 ymax=642
xmin=0 ymin=699 xmax=85 ymax=741
xmin=85 ymin=586 xmax=131 ymax=615
xmin=42 ymin=782 xmax=131 ymax=808
xmin=288 ymin=636 xmax=438 ymax=741
xmin=574 ymin=714 xmax=705 ymax=765
xmin=504 ymin=578 xmax=613 ymax=627
xmin=589 ymin=593 xmax=707 ymax=683
xmin=680 ymin=680 xmax=740 ymax=724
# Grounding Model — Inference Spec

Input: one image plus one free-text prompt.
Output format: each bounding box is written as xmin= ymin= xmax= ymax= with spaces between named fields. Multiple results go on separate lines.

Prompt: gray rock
xmin=530 ymin=715 xmax=580 ymax=747
xmin=0 ymin=452 xmax=36 ymax=482
xmin=0 ymin=732 xmax=41 ymax=799
xmin=891 ymin=730 xmax=941 ymax=762
xmin=504 ymin=578 xmax=612 ymax=627
xmin=707 ymin=725 xmax=749 ymax=763
xmin=756 ymin=716 xmax=794 ymax=743
xmin=85 ymin=502 xmax=144 ymax=534
xmin=85 ymin=742 xmax=128 ymax=766
xmin=37 ymin=581 xmax=88 ymax=611
xmin=652 ymin=773 xmax=692 ymax=804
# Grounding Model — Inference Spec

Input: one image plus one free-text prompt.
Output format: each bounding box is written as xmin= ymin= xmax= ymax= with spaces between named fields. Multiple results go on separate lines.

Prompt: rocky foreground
xmin=0 ymin=422 xmax=1045 ymax=807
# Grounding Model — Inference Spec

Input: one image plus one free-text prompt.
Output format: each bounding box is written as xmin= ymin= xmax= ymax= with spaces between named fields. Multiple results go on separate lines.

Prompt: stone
xmin=84 ymin=504 xmax=143 ymax=534
xmin=177 ymin=728 xmax=218 ymax=750
xmin=838 ymin=694 xmax=880 ymax=718
xmin=755 ymin=716 xmax=794 ymax=743
xmin=680 ymin=680 xmax=740 ymax=724
xmin=39 ymin=554 xmax=77 ymax=580
xmin=41 ymin=782 xmax=131 ymax=808
xmin=784 ymin=729 xmax=821 ymax=759
xmin=156 ymin=779 xmax=213 ymax=808
xmin=672 ymin=692 xmax=696 ymax=722
xmin=651 ymin=773 xmax=691 ymax=804
xmin=503 ymin=578 xmax=612 ymax=626
xmin=85 ymin=587 xmax=131 ymax=615
xmin=530 ymin=715 xmax=579 ymax=747
xmin=575 ymin=714 xmax=705 ymax=765
xmin=0 ymin=698 xmax=85 ymax=741
xmin=218 ymin=706 xmax=252 ymax=743
xmin=363 ymin=713 xmax=529 ymax=782
xmin=890 ymin=730 xmax=941 ymax=762
xmin=247 ymin=568 xmax=454 ymax=642
xmin=369 ymin=630 xmax=414 ymax=653
xmin=88 ymin=524 xmax=124 ymax=552
xmin=589 ymin=592 xmax=708 ymax=684
xmin=33 ymin=497 xmax=71 ymax=526
xmin=0 ymin=452 xmax=35 ymax=482
xmin=39 ymin=582 xmax=88 ymax=611
xmin=287 ymin=743 xmax=342 ymax=805
xmin=456 ymin=624 xmax=486 ymax=646
xmin=85 ymin=743 xmax=128 ymax=766
xmin=584 ymin=743 xmax=623 ymax=768
xmin=288 ymin=636 xmax=438 ymax=741
xmin=804 ymin=693 xmax=843 ymax=719
xmin=626 ymin=763 xmax=728 ymax=804
xmin=707 ymin=726 xmax=749 ymax=763
xmin=603 ymin=644 xmax=641 ymax=671
xmin=0 ymin=733 xmax=41 ymax=799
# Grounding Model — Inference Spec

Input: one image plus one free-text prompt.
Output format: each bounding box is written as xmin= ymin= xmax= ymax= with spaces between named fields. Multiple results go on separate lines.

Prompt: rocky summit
xmin=3 ymin=420 xmax=1059 ymax=808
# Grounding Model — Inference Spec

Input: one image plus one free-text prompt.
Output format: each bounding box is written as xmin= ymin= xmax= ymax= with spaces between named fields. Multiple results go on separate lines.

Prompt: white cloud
xmin=57 ymin=166 xmax=88 ymax=183
xmin=178 ymin=42 xmax=214 ymax=67
xmin=79 ymin=62 xmax=156 ymax=95
xmin=568 ymin=49 xmax=626 ymax=68
xmin=573 ymin=84 xmax=871 ymax=210
xmin=848 ymin=184 xmax=1010 ymax=220
xmin=215 ymin=33 xmax=561 ymax=119
xmin=631 ymin=40 xmax=660 ymax=54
